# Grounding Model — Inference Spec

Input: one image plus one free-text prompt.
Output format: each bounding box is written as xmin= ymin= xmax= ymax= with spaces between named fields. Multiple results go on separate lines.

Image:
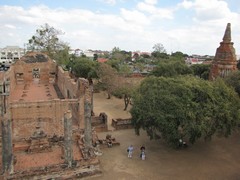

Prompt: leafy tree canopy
xmin=224 ymin=71 xmax=240 ymax=96
xmin=152 ymin=43 xmax=167 ymax=53
xmin=27 ymin=23 xmax=68 ymax=59
xmin=151 ymin=43 xmax=169 ymax=60
xmin=118 ymin=64 xmax=132 ymax=75
xmin=71 ymin=57 xmax=97 ymax=79
xmin=106 ymin=59 xmax=121 ymax=71
xmin=131 ymin=76 xmax=240 ymax=148
xmin=112 ymin=77 xmax=140 ymax=111
xmin=110 ymin=47 xmax=131 ymax=62
xmin=190 ymin=64 xmax=211 ymax=80
xmin=96 ymin=63 xmax=118 ymax=99
xmin=150 ymin=60 xmax=192 ymax=77
xmin=171 ymin=51 xmax=188 ymax=59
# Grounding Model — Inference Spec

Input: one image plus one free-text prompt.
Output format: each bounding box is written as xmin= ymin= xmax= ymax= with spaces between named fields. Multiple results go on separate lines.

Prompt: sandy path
xmin=90 ymin=91 xmax=240 ymax=180
xmin=93 ymin=91 xmax=131 ymax=130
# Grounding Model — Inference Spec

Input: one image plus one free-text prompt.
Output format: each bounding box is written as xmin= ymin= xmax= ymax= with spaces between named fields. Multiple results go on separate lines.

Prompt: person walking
xmin=127 ymin=145 xmax=134 ymax=158
xmin=140 ymin=145 xmax=146 ymax=160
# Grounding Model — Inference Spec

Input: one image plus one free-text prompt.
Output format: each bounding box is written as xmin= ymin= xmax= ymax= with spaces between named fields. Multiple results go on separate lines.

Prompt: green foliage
xmin=106 ymin=59 xmax=121 ymax=71
xmin=224 ymin=71 xmax=240 ymax=96
xmin=27 ymin=23 xmax=68 ymax=59
xmin=134 ymin=63 xmax=145 ymax=73
xmin=151 ymin=43 xmax=169 ymax=60
xmin=71 ymin=57 xmax=97 ymax=79
xmin=118 ymin=64 xmax=132 ymax=75
xmin=150 ymin=60 xmax=192 ymax=77
xmin=152 ymin=43 xmax=167 ymax=53
xmin=96 ymin=63 xmax=118 ymax=99
xmin=131 ymin=76 xmax=240 ymax=148
xmin=112 ymin=77 xmax=140 ymax=110
xmin=151 ymin=51 xmax=169 ymax=60
xmin=93 ymin=53 xmax=98 ymax=61
xmin=171 ymin=51 xmax=184 ymax=58
xmin=53 ymin=46 xmax=71 ymax=65
xmin=171 ymin=51 xmax=188 ymax=59
xmin=110 ymin=47 xmax=131 ymax=63
xmin=190 ymin=64 xmax=211 ymax=80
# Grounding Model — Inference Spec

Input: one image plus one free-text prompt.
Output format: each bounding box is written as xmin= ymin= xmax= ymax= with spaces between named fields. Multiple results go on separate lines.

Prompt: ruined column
xmin=84 ymin=99 xmax=93 ymax=149
xmin=2 ymin=119 xmax=13 ymax=174
xmin=90 ymin=84 xmax=94 ymax=115
xmin=64 ymin=110 xmax=73 ymax=168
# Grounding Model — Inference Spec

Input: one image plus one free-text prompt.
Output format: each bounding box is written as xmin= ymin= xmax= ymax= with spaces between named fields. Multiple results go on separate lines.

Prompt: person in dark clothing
xmin=140 ymin=145 xmax=145 ymax=152
xmin=140 ymin=145 xmax=146 ymax=159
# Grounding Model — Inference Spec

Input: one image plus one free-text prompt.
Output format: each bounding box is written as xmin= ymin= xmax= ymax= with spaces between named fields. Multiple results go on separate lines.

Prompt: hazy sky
xmin=0 ymin=0 xmax=239 ymax=55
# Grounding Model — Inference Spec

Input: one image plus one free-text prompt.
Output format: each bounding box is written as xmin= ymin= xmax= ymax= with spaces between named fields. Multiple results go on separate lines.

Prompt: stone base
xmin=4 ymin=159 xmax=102 ymax=180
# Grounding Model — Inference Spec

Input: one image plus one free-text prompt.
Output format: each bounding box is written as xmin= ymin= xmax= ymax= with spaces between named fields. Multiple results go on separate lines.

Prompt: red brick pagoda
xmin=209 ymin=23 xmax=237 ymax=80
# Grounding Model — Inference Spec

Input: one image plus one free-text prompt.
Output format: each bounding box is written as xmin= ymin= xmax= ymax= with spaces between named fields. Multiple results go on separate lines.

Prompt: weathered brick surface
xmin=0 ymin=52 xmax=97 ymax=178
xmin=209 ymin=23 xmax=237 ymax=80
xmin=10 ymin=100 xmax=70 ymax=140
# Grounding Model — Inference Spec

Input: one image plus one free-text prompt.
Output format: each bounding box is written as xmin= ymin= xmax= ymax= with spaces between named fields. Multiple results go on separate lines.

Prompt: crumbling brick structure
xmin=0 ymin=52 xmax=101 ymax=179
xmin=209 ymin=23 xmax=237 ymax=80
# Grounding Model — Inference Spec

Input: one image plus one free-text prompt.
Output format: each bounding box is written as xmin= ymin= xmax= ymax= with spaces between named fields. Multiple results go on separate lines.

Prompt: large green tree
xmin=110 ymin=47 xmax=131 ymax=62
xmin=224 ymin=71 xmax=240 ymax=96
xmin=150 ymin=60 xmax=192 ymax=77
xmin=131 ymin=76 xmax=240 ymax=148
xmin=151 ymin=43 xmax=169 ymax=60
xmin=96 ymin=63 xmax=118 ymax=99
xmin=190 ymin=64 xmax=211 ymax=80
xmin=27 ymin=23 xmax=68 ymax=59
xmin=112 ymin=77 xmax=141 ymax=111
xmin=70 ymin=57 xmax=97 ymax=79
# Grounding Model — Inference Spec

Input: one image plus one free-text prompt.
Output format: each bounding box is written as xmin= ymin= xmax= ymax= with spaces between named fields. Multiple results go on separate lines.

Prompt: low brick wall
xmin=111 ymin=118 xmax=133 ymax=130
xmin=91 ymin=113 xmax=108 ymax=132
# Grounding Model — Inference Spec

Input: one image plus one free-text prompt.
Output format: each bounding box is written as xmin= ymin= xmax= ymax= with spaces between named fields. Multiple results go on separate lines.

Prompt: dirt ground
xmin=90 ymin=91 xmax=240 ymax=180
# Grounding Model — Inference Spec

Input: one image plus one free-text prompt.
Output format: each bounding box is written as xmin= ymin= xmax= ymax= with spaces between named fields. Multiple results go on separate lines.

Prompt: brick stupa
xmin=209 ymin=23 xmax=237 ymax=80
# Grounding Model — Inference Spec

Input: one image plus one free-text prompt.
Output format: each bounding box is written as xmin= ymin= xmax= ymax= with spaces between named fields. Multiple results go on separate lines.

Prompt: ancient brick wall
xmin=56 ymin=67 xmax=91 ymax=129
xmin=57 ymin=67 xmax=77 ymax=99
xmin=10 ymin=99 xmax=76 ymax=141
xmin=12 ymin=54 xmax=56 ymax=84
xmin=0 ymin=52 xmax=91 ymax=138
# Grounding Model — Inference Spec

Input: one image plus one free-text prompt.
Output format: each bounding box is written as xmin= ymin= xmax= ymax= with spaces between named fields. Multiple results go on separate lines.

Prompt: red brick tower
xmin=209 ymin=23 xmax=237 ymax=80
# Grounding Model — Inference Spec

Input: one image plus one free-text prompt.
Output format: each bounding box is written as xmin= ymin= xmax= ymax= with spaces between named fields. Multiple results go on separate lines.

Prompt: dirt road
xmin=90 ymin=92 xmax=240 ymax=180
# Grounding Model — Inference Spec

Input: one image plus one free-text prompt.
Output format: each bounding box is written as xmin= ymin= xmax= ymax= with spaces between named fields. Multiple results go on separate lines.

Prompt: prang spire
xmin=222 ymin=23 xmax=231 ymax=43
xmin=209 ymin=23 xmax=237 ymax=80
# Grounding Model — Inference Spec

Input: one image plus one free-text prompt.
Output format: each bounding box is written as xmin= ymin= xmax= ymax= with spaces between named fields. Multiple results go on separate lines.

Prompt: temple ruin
xmin=0 ymin=52 xmax=101 ymax=179
xmin=209 ymin=23 xmax=237 ymax=80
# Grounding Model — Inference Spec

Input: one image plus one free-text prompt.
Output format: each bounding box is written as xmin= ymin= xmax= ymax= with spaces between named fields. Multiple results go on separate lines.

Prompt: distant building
xmin=0 ymin=46 xmax=24 ymax=64
xmin=97 ymin=58 xmax=108 ymax=63
xmin=185 ymin=57 xmax=202 ymax=65
xmin=83 ymin=49 xmax=95 ymax=58
xmin=69 ymin=49 xmax=109 ymax=59
xmin=132 ymin=51 xmax=151 ymax=61
xmin=209 ymin=23 xmax=237 ymax=80
xmin=185 ymin=55 xmax=214 ymax=66
xmin=69 ymin=48 xmax=83 ymax=57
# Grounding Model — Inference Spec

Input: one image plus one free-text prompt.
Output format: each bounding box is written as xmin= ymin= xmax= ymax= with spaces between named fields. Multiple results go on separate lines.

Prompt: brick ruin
xmin=209 ymin=23 xmax=237 ymax=80
xmin=111 ymin=118 xmax=133 ymax=130
xmin=0 ymin=52 xmax=102 ymax=179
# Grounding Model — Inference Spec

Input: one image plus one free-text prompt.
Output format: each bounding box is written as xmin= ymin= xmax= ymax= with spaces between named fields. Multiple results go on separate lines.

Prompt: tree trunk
xmin=107 ymin=93 xmax=111 ymax=99
xmin=124 ymin=94 xmax=130 ymax=111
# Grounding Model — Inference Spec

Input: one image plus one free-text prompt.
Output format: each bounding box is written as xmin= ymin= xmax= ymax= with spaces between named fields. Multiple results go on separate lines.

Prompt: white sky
xmin=0 ymin=0 xmax=239 ymax=55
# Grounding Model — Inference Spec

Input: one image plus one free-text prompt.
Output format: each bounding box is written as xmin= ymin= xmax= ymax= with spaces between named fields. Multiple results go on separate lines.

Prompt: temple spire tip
xmin=222 ymin=23 xmax=231 ymax=42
